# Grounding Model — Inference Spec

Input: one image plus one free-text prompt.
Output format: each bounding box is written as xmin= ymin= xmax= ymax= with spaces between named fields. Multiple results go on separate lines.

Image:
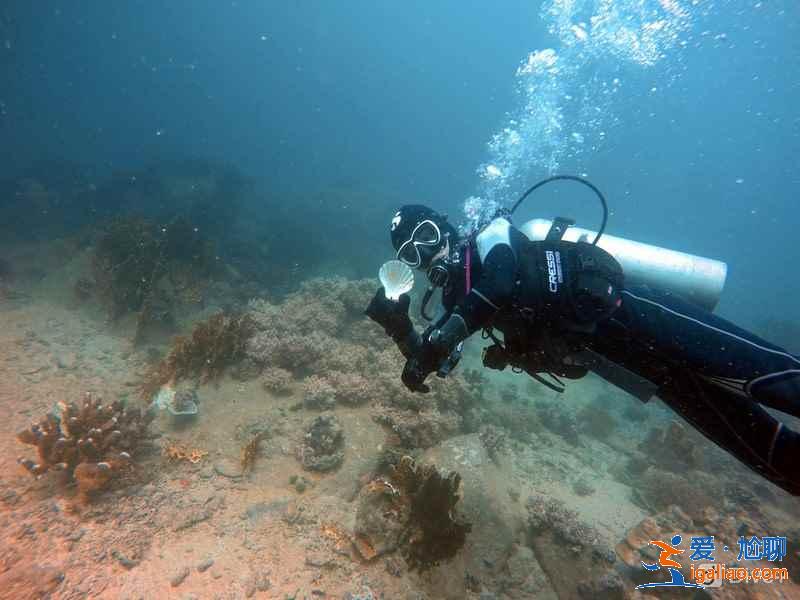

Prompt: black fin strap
xmin=530 ymin=371 xmax=566 ymax=393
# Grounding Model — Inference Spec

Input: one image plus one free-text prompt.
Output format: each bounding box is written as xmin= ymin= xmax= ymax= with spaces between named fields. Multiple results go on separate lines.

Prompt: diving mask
xmin=396 ymin=219 xmax=442 ymax=269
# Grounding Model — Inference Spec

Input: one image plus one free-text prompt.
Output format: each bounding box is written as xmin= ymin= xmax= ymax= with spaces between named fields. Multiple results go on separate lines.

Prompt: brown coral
xmin=240 ymin=431 xmax=266 ymax=474
xmin=389 ymin=455 xmax=471 ymax=571
xmin=16 ymin=393 xmax=152 ymax=501
xmin=140 ymin=311 xmax=253 ymax=399
xmin=162 ymin=441 xmax=208 ymax=464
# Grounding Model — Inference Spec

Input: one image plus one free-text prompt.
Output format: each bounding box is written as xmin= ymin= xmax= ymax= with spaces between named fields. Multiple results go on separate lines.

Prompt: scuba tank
xmin=507 ymin=175 xmax=728 ymax=311
xmin=519 ymin=218 xmax=727 ymax=311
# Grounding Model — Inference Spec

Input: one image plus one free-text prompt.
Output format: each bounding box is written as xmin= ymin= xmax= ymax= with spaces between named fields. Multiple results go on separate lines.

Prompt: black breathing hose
xmin=509 ymin=174 xmax=609 ymax=245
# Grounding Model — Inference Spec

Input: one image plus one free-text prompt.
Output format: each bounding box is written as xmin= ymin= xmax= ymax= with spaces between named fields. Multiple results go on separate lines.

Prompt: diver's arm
xmin=434 ymin=218 xmax=519 ymax=348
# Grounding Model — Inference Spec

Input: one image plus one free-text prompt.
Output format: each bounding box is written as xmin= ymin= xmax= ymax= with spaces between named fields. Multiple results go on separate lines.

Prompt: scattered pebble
xmin=173 ymin=508 xmax=212 ymax=532
xmin=111 ymin=549 xmax=138 ymax=570
xmin=244 ymin=580 xmax=256 ymax=598
xmin=196 ymin=558 xmax=214 ymax=573
xmin=305 ymin=553 xmax=332 ymax=568
xmin=170 ymin=566 xmax=190 ymax=587
xmin=55 ymin=351 xmax=77 ymax=370
xmin=242 ymin=572 xmax=270 ymax=598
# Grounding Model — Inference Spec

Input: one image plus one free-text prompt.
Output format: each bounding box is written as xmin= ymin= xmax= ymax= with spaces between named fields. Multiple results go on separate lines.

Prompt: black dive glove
xmin=401 ymin=314 xmax=467 ymax=393
xmin=365 ymin=287 xmax=422 ymax=360
xmin=402 ymin=336 xmax=448 ymax=393
xmin=365 ymin=287 xmax=413 ymax=338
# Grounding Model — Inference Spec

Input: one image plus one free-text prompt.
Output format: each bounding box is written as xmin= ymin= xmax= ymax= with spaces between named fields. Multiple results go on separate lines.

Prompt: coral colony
xmin=17 ymin=394 xmax=152 ymax=502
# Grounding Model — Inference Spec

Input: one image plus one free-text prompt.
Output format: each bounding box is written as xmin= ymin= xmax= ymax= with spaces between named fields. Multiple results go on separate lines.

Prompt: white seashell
xmin=379 ymin=260 xmax=414 ymax=301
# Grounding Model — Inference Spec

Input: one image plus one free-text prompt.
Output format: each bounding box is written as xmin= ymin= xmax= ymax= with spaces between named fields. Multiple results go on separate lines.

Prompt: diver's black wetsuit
xmin=417 ymin=217 xmax=800 ymax=496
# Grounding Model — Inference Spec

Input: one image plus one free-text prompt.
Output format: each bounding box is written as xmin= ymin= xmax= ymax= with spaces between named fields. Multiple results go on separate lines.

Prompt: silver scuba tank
xmin=518 ymin=218 xmax=728 ymax=311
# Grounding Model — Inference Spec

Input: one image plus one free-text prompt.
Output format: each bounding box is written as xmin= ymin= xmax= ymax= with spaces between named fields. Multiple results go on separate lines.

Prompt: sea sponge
xmin=16 ymin=393 xmax=152 ymax=501
xmin=140 ymin=311 xmax=253 ymax=399
xmin=389 ymin=456 xmax=471 ymax=571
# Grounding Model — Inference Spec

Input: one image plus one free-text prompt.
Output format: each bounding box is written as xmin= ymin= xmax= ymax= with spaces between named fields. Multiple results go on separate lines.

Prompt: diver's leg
xmin=591 ymin=286 xmax=800 ymax=495
xmin=657 ymin=370 xmax=800 ymax=496
xmin=614 ymin=286 xmax=800 ymax=418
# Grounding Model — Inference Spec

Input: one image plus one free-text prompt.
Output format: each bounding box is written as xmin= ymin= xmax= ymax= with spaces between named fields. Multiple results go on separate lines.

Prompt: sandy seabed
xmin=1 ymin=252 xmax=799 ymax=600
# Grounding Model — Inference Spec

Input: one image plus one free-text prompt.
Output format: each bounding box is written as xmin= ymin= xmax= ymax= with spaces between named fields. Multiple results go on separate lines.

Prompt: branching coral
xmin=389 ymin=455 xmax=471 ymax=571
xmin=16 ymin=394 xmax=152 ymax=501
xmin=140 ymin=312 xmax=253 ymax=399
xmin=478 ymin=424 xmax=507 ymax=464
xmin=92 ymin=217 xmax=163 ymax=320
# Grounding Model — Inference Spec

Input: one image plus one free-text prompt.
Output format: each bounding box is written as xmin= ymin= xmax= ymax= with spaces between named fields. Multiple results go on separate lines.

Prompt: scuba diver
xmin=365 ymin=176 xmax=800 ymax=497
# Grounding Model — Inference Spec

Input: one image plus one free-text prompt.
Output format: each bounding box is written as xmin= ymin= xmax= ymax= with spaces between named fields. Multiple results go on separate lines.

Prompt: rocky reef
xmin=16 ymin=393 xmax=153 ymax=501
xmin=391 ymin=456 xmax=471 ymax=570
xmin=353 ymin=455 xmax=470 ymax=571
xmin=245 ymin=277 xmax=481 ymax=451
xmin=525 ymin=492 xmax=616 ymax=598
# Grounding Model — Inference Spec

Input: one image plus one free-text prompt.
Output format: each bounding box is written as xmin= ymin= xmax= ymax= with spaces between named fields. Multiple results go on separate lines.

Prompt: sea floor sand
xmin=1 ymin=280 xmax=799 ymax=598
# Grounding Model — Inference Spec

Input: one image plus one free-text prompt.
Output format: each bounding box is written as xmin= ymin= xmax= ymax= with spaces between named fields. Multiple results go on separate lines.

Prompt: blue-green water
xmin=1 ymin=2 xmax=799 ymax=598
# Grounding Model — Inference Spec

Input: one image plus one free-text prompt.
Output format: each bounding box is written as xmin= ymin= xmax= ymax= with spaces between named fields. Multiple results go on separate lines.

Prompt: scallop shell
xmin=379 ymin=260 xmax=414 ymax=301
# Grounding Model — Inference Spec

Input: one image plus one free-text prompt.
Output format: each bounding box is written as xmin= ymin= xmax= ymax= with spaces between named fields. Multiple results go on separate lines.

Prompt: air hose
xmin=509 ymin=174 xmax=609 ymax=245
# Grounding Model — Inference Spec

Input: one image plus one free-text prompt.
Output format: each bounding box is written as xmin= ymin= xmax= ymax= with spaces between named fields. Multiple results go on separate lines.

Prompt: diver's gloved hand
xmin=365 ymin=287 xmax=412 ymax=338
xmin=401 ymin=334 xmax=450 ymax=393
xmin=401 ymin=355 xmax=434 ymax=393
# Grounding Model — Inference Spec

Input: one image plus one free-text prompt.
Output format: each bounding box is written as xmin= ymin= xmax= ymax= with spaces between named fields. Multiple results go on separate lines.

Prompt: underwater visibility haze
xmin=0 ymin=1 xmax=799 ymax=598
